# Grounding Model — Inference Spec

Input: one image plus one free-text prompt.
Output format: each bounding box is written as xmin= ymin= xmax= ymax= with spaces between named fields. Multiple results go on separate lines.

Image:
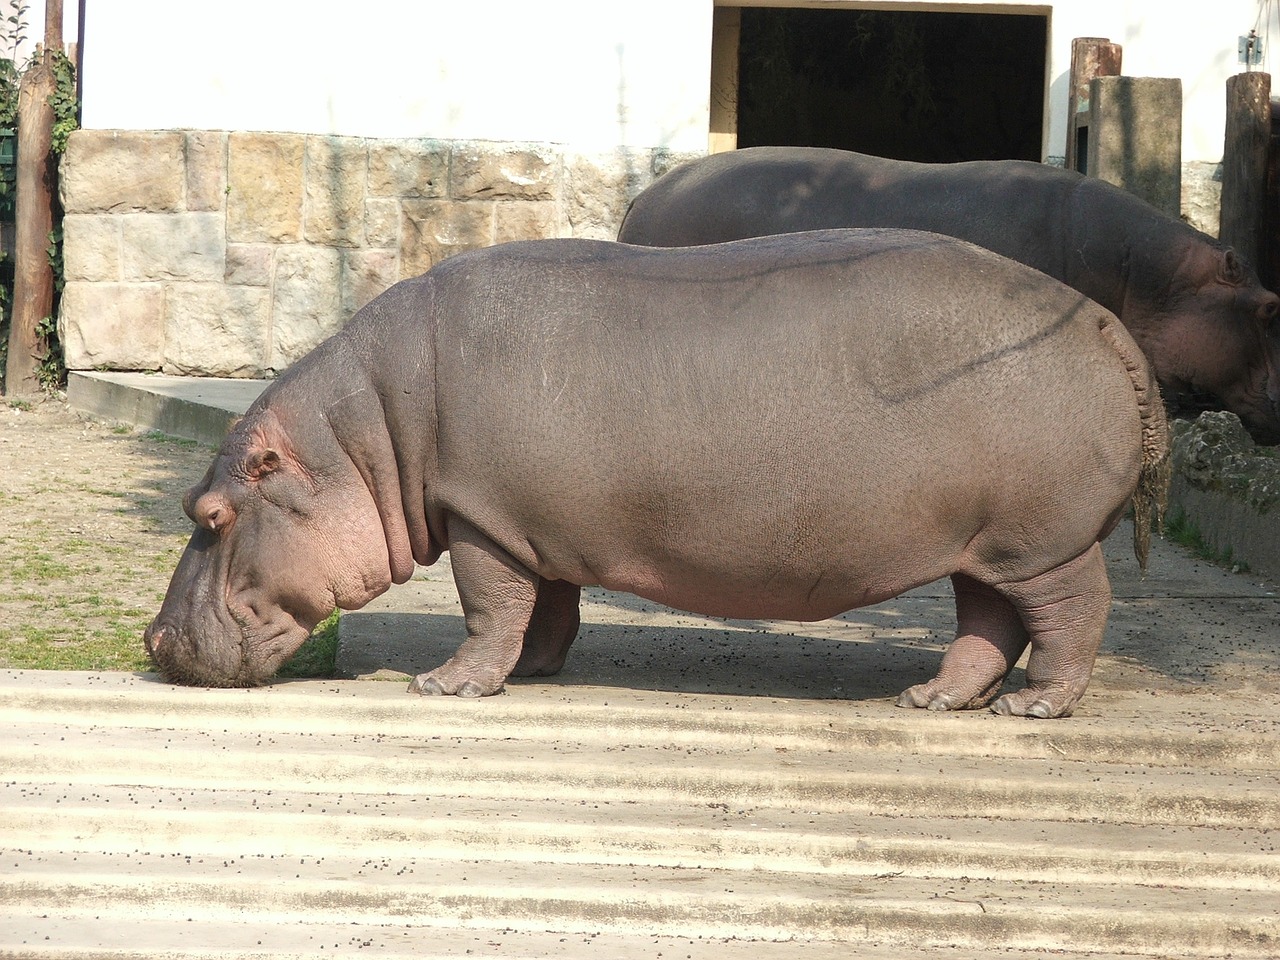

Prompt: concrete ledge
xmin=1171 ymin=475 xmax=1280 ymax=579
xmin=1169 ymin=412 xmax=1280 ymax=581
xmin=67 ymin=370 xmax=270 ymax=446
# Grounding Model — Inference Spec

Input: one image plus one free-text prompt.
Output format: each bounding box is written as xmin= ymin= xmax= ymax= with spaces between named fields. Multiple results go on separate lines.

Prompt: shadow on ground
xmin=338 ymin=521 xmax=1280 ymax=703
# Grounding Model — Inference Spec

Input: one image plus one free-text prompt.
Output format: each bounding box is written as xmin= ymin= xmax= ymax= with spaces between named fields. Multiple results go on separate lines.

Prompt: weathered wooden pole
xmin=1219 ymin=72 xmax=1270 ymax=271
xmin=4 ymin=0 xmax=62 ymax=396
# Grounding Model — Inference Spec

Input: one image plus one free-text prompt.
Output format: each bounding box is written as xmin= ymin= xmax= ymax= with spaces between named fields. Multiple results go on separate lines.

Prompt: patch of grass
xmin=5 ymin=398 xmax=32 ymax=412
xmin=4 ymin=622 xmax=153 ymax=672
xmin=1164 ymin=507 xmax=1250 ymax=572
xmin=274 ymin=611 xmax=341 ymax=679
xmin=143 ymin=431 xmax=202 ymax=450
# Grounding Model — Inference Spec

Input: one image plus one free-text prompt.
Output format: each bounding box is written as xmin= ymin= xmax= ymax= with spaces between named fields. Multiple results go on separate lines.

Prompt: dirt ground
xmin=0 ymin=396 xmax=215 ymax=671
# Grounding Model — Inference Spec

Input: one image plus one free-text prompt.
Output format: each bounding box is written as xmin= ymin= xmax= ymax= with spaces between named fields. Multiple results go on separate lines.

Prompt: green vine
xmin=0 ymin=0 xmax=20 ymax=381
xmin=48 ymin=49 xmax=75 ymax=154
xmin=37 ymin=52 xmax=76 ymax=391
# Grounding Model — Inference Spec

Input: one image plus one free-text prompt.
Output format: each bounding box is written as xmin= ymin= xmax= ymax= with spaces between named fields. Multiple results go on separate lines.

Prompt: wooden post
xmin=1065 ymin=38 xmax=1121 ymax=173
xmin=1220 ymin=72 xmax=1271 ymax=271
xmin=4 ymin=0 xmax=62 ymax=396
xmin=708 ymin=6 xmax=740 ymax=154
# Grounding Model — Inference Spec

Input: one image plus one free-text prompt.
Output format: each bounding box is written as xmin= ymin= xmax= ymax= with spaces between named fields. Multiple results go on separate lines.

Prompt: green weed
xmin=274 ymin=611 xmax=341 ymax=679
xmin=1164 ymin=508 xmax=1250 ymax=572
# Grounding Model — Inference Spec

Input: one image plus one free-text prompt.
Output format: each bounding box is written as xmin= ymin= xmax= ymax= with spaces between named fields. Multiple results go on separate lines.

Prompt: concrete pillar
xmin=1087 ymin=76 xmax=1183 ymax=216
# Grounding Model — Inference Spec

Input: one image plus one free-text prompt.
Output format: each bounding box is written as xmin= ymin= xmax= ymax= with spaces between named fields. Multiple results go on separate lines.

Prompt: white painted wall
xmin=75 ymin=0 xmax=714 ymax=152
xmin=61 ymin=0 xmax=1280 ymax=163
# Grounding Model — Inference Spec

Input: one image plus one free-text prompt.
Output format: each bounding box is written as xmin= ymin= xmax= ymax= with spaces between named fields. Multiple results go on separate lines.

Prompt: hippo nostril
xmin=144 ymin=622 xmax=169 ymax=656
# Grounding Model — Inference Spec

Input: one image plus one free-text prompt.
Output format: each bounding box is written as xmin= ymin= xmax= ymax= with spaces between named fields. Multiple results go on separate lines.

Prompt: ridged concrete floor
xmin=3 ymin=664 xmax=1279 ymax=959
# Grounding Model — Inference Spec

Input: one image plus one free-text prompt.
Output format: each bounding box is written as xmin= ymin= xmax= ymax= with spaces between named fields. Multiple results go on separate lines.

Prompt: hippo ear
xmin=245 ymin=448 xmax=281 ymax=479
xmin=1220 ymin=249 xmax=1247 ymax=285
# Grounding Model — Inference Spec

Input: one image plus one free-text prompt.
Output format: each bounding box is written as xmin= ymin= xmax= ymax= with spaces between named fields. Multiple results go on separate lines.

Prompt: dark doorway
xmin=735 ymin=7 xmax=1048 ymax=163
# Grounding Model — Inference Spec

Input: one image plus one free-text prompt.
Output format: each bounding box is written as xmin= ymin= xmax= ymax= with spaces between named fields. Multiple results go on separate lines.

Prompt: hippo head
xmin=144 ymin=404 xmax=398 ymax=686
xmin=1147 ymin=246 xmax=1280 ymax=444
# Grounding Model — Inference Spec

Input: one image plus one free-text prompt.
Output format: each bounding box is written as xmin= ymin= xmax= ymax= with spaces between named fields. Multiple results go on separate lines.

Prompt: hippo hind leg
xmin=898 ymin=542 xmax=1111 ymax=719
xmin=511 ymin=578 xmax=581 ymax=678
xmin=896 ymin=573 xmax=1030 ymax=712
xmin=988 ymin=542 xmax=1111 ymax=719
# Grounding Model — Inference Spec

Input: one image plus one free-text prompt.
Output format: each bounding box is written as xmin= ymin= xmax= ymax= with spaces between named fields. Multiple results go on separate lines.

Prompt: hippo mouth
xmin=144 ymin=599 xmax=309 ymax=688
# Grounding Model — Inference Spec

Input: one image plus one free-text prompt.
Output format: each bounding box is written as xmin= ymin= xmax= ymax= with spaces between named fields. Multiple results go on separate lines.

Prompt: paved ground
xmin=1 ymin=372 xmax=1275 ymax=958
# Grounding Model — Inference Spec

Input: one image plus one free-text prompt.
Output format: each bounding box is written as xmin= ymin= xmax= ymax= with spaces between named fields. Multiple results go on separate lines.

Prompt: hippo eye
xmin=1261 ymin=298 xmax=1280 ymax=322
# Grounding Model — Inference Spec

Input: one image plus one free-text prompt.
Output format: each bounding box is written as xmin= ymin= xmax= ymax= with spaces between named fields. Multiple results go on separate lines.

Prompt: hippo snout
xmin=144 ymin=615 xmax=259 ymax=688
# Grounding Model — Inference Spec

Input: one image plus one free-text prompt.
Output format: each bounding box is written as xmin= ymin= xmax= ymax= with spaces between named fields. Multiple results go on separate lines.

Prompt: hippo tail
xmin=1098 ymin=313 xmax=1171 ymax=571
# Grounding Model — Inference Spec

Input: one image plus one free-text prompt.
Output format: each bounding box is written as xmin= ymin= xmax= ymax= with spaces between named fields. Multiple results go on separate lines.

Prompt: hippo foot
xmin=895 ymin=684 xmax=965 ymax=711
xmin=510 ymin=646 xmax=569 ymax=678
xmin=895 ymin=678 xmax=1002 ymax=713
xmin=408 ymin=671 xmax=504 ymax=698
xmin=989 ymin=686 xmax=1081 ymax=719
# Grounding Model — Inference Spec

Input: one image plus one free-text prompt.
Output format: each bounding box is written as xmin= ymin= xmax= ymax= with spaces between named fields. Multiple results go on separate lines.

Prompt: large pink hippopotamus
xmin=145 ymin=230 xmax=1168 ymax=719
xmin=617 ymin=146 xmax=1280 ymax=444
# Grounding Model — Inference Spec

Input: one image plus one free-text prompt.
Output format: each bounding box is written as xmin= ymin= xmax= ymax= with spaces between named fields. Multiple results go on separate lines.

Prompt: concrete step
xmin=66 ymin=371 xmax=269 ymax=446
xmin=3 ymin=670 xmax=1279 ymax=958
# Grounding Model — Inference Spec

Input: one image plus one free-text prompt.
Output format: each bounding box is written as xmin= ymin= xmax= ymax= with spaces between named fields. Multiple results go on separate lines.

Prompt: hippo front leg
xmin=511 ymin=578 xmax=581 ymax=678
xmin=410 ymin=517 xmax=536 ymax=698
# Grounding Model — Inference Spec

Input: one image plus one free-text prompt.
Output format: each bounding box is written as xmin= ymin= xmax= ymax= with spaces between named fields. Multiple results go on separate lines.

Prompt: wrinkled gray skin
xmin=618 ymin=146 xmax=1280 ymax=444
xmin=145 ymin=230 xmax=1167 ymax=719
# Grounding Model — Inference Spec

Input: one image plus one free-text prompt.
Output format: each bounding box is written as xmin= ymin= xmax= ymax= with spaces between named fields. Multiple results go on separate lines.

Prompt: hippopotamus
xmin=617 ymin=146 xmax=1280 ymax=444
xmin=144 ymin=229 xmax=1168 ymax=719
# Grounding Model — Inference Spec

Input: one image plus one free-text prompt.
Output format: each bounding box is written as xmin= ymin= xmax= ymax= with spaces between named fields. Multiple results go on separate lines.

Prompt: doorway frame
xmin=709 ymin=1 xmax=1055 ymax=161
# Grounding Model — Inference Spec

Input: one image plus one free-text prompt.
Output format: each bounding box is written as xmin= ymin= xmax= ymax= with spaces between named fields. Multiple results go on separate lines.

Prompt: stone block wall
xmin=59 ymin=130 xmax=691 ymax=377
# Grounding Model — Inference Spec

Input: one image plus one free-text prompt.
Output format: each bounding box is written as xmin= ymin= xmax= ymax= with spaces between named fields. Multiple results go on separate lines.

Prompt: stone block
xmin=305 ymin=136 xmax=368 ymax=247
xmin=365 ymin=198 xmax=400 ymax=248
xmin=62 ymin=214 xmax=121 ymax=282
xmin=1088 ymin=76 xmax=1182 ymax=217
xmin=164 ymin=283 xmax=271 ymax=377
xmin=271 ymin=245 xmax=344 ymax=370
xmin=186 ymin=131 xmax=227 ymax=213
xmin=369 ymin=139 xmax=447 ymax=198
xmin=228 ymin=132 xmax=305 ymax=243
xmin=58 ymin=282 xmax=163 ymax=370
xmin=1182 ymin=162 xmax=1222 ymax=238
xmin=451 ymin=144 xmax=557 ymax=201
xmin=342 ymin=249 xmax=398 ymax=317
xmin=494 ymin=200 xmax=560 ymax=243
xmin=564 ymin=151 xmax=643 ymax=239
xmin=226 ymin=244 xmax=274 ymax=286
xmin=399 ymin=199 xmax=493 ymax=279
xmin=60 ymin=130 xmax=185 ymax=214
xmin=121 ymin=213 xmax=225 ymax=282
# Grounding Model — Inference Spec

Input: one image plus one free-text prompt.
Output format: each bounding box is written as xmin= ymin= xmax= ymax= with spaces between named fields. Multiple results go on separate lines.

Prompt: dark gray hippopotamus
xmin=144 ymin=229 xmax=1168 ymax=719
xmin=617 ymin=146 xmax=1280 ymax=444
